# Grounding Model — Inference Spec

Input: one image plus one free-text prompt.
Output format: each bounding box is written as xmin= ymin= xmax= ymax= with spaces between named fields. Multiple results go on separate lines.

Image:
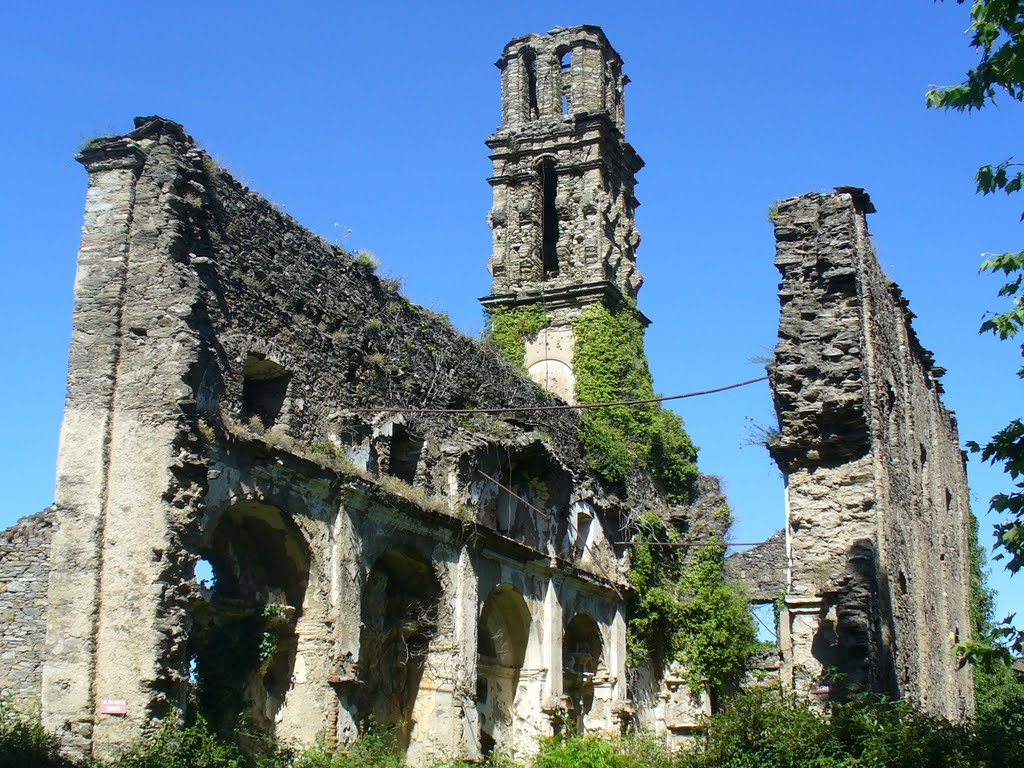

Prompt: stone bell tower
xmin=481 ymin=26 xmax=646 ymax=402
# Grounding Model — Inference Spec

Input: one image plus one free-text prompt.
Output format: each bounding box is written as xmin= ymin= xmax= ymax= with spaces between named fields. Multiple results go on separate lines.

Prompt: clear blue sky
xmin=2 ymin=2 xmax=1021 ymax=622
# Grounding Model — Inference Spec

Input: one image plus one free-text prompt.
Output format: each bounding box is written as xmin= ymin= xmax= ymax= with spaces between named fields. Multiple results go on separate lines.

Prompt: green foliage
xmin=293 ymin=727 xmax=403 ymax=768
xmin=682 ymin=688 xmax=990 ymax=768
xmin=975 ymin=665 xmax=1024 ymax=768
xmin=927 ymin=0 xmax=1024 ymax=659
xmin=627 ymin=513 xmax=757 ymax=695
xmin=484 ymin=302 xmax=549 ymax=365
xmin=572 ymin=302 xmax=698 ymax=501
xmin=530 ymin=733 xmax=676 ymax=768
xmin=0 ymin=704 xmax=89 ymax=768
xmin=115 ymin=719 xmax=254 ymax=768
xmin=259 ymin=603 xmax=295 ymax=662
xmin=353 ymin=250 xmax=380 ymax=272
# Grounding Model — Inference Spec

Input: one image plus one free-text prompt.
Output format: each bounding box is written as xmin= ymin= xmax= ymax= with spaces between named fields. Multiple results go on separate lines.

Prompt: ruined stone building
xmin=0 ymin=24 xmax=974 ymax=763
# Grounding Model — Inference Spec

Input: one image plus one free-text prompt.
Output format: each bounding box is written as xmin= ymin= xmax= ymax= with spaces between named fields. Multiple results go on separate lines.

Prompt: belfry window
xmin=560 ymin=50 xmax=572 ymax=115
xmin=523 ymin=50 xmax=539 ymax=120
xmin=539 ymin=159 xmax=559 ymax=276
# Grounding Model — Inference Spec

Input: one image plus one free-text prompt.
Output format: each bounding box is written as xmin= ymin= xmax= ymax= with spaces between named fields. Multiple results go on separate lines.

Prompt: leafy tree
xmin=927 ymin=0 xmax=1024 ymax=660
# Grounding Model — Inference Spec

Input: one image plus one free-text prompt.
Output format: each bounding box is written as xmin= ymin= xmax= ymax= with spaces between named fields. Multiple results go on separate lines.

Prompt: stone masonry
xmin=481 ymin=26 xmax=645 ymax=403
xmin=0 ymin=24 xmax=980 ymax=765
xmin=0 ymin=508 xmax=56 ymax=711
xmin=768 ymin=189 xmax=974 ymax=719
xmin=36 ymin=110 xmax=653 ymax=762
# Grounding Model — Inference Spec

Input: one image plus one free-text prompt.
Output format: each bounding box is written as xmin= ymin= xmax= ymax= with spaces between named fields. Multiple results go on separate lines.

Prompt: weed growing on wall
xmin=484 ymin=303 xmax=549 ymax=365
xmin=627 ymin=512 xmax=757 ymax=696
xmin=572 ymin=300 xmax=698 ymax=501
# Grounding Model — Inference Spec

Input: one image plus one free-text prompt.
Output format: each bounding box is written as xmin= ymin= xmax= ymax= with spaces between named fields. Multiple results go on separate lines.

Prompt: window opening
xmin=241 ymin=354 xmax=291 ymax=429
xmin=523 ymin=51 xmax=539 ymax=120
xmin=540 ymin=159 xmax=560 ymax=276
xmin=388 ymin=423 xmax=423 ymax=484
xmin=560 ymin=50 xmax=572 ymax=115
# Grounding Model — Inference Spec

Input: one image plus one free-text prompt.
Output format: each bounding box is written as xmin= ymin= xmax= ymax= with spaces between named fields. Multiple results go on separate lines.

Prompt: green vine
xmin=627 ymin=512 xmax=758 ymax=695
xmin=484 ymin=302 xmax=549 ymax=365
xmin=572 ymin=300 xmax=699 ymax=501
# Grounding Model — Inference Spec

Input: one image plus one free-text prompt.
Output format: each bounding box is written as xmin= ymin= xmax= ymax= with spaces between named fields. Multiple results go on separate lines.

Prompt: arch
xmin=189 ymin=501 xmax=310 ymax=737
xmin=526 ymin=358 xmax=575 ymax=405
xmin=477 ymin=584 xmax=532 ymax=755
xmin=562 ymin=612 xmax=604 ymax=733
xmin=357 ymin=547 xmax=442 ymax=755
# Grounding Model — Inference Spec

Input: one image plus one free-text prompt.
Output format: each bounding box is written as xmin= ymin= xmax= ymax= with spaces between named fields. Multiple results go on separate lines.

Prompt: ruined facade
xmin=767 ymin=190 xmax=975 ymax=719
xmin=0 ymin=24 xmax=978 ymax=764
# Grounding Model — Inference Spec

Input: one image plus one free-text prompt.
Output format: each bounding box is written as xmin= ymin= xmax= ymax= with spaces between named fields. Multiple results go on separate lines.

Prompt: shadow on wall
xmin=477 ymin=584 xmax=531 ymax=756
xmin=189 ymin=501 xmax=310 ymax=738
xmin=357 ymin=547 xmax=441 ymax=756
xmin=809 ymin=538 xmax=897 ymax=699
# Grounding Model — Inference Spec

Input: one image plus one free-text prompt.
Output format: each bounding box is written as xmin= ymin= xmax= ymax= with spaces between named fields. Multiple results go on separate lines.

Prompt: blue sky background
xmin=2 ymin=2 xmax=1021 ymax=624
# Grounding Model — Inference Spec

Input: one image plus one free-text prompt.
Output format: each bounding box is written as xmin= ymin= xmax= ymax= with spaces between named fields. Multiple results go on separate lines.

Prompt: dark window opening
xmin=388 ymin=423 xmax=423 ymax=484
xmin=523 ymin=51 xmax=538 ymax=120
xmin=242 ymin=354 xmax=291 ymax=429
xmin=540 ymin=159 xmax=559 ymax=277
xmin=560 ymin=51 xmax=572 ymax=115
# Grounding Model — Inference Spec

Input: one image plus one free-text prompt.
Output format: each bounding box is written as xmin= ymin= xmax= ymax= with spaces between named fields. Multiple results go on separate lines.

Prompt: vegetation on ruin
xmin=6 ymin=688 xmax=1024 ymax=768
xmin=572 ymin=301 xmax=699 ymax=502
xmin=626 ymin=511 xmax=757 ymax=695
xmin=960 ymin=509 xmax=1024 ymax=766
xmin=928 ymin=0 xmax=1024 ymax=661
xmin=484 ymin=302 xmax=549 ymax=366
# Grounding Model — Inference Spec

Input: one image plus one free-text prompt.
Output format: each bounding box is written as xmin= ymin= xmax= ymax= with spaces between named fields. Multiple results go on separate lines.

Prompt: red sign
xmin=100 ymin=699 xmax=128 ymax=716
xmin=809 ymin=684 xmax=833 ymax=696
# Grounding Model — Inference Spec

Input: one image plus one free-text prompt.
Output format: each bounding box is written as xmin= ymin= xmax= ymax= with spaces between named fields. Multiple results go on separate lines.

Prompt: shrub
xmin=114 ymin=718 xmax=253 ymax=768
xmin=294 ymin=727 xmax=403 ymax=768
xmin=0 ymin=704 xmax=86 ymax=768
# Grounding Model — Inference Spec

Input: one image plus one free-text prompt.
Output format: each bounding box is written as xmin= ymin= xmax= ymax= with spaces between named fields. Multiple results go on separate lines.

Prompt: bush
xmin=0 ymin=704 xmax=87 ymax=768
xmin=114 ymin=718 xmax=255 ymax=768
xmin=293 ymin=727 xmax=403 ymax=768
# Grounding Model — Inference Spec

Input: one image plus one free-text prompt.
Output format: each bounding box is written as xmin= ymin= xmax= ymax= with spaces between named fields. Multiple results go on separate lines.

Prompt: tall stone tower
xmin=481 ymin=26 xmax=645 ymax=402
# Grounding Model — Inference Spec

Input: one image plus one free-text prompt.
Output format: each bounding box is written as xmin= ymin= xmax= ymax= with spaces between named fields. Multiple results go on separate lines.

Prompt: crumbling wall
xmin=726 ymin=530 xmax=786 ymax=604
xmin=43 ymin=116 xmax=637 ymax=762
xmin=768 ymin=189 xmax=974 ymax=720
xmin=0 ymin=508 xmax=56 ymax=710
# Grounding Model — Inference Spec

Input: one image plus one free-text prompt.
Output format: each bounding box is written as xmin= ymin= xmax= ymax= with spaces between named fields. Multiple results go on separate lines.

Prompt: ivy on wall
xmin=484 ymin=303 xmax=549 ymax=366
xmin=572 ymin=300 xmax=699 ymax=502
xmin=628 ymin=511 xmax=758 ymax=695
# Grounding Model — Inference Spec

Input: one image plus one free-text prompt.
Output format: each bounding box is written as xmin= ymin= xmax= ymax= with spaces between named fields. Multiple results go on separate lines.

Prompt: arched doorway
xmin=562 ymin=613 xmax=603 ymax=733
xmin=357 ymin=547 xmax=441 ymax=755
xmin=189 ymin=501 xmax=310 ymax=738
xmin=476 ymin=584 xmax=532 ymax=754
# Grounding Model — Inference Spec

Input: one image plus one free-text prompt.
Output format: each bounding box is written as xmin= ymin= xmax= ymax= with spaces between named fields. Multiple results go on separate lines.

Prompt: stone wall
xmin=0 ymin=508 xmax=56 ymax=711
xmin=41 ymin=115 xmax=649 ymax=761
xmin=767 ymin=188 xmax=974 ymax=720
xmin=726 ymin=530 xmax=786 ymax=604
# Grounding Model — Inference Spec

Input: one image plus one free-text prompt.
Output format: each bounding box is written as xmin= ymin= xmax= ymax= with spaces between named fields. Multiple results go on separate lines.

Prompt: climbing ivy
xmin=573 ymin=300 xmax=699 ymax=501
xmin=627 ymin=512 xmax=758 ymax=696
xmin=484 ymin=302 xmax=549 ymax=365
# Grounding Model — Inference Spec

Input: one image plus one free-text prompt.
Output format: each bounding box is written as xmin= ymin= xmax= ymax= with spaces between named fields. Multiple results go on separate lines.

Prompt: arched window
xmin=539 ymin=158 xmax=559 ymax=277
xmin=522 ymin=49 xmax=539 ymax=120
xmin=560 ymin=50 xmax=572 ymax=115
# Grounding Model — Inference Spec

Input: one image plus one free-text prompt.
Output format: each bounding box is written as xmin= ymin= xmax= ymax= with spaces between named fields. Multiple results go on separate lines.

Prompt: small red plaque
xmin=100 ymin=699 xmax=128 ymax=715
xmin=809 ymin=684 xmax=832 ymax=696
